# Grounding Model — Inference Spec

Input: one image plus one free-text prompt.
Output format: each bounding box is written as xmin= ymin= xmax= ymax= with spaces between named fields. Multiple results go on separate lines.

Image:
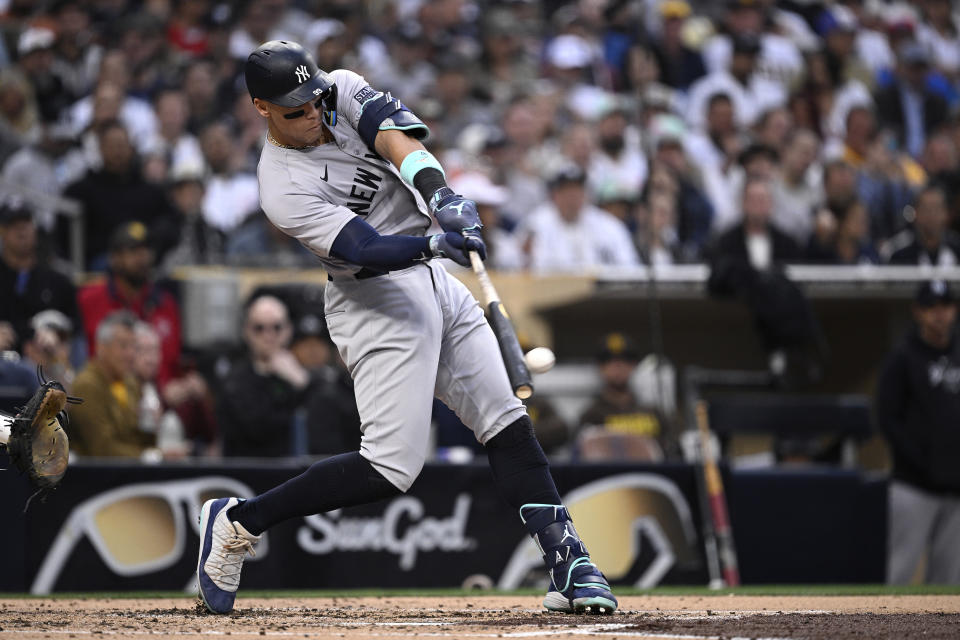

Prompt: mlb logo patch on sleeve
xmin=354 ymin=86 xmax=377 ymax=104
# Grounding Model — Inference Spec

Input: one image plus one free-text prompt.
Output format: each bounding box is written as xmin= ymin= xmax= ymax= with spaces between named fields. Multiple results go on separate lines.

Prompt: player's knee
xmin=484 ymin=415 xmax=549 ymax=469
xmin=485 ymin=414 xmax=536 ymax=449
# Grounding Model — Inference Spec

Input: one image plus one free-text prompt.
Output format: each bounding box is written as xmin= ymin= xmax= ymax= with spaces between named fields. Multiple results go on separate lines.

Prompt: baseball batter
xmin=197 ymin=41 xmax=617 ymax=616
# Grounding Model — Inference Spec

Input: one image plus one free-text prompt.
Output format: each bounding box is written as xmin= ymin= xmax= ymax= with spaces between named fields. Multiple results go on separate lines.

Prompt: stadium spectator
xmin=916 ymin=0 xmax=960 ymax=80
xmin=145 ymin=89 xmax=204 ymax=182
xmin=77 ymin=222 xmax=182 ymax=387
xmin=495 ymin=101 xmax=550 ymax=220
xmin=304 ymin=19 xmax=350 ymax=74
xmin=429 ymin=53 xmax=492 ymax=149
xmin=50 ymin=1 xmax=104 ymax=101
xmin=684 ymin=92 xmax=743 ymax=231
xmin=712 ymin=177 xmax=802 ymax=270
xmin=649 ymin=0 xmax=705 ymax=91
xmin=182 ymin=59 xmax=222 ymax=133
xmin=160 ymin=163 xmax=224 ymax=273
xmin=67 ymin=50 xmax=158 ymax=155
xmin=449 ymin=172 xmax=524 ymax=271
xmin=835 ymin=105 xmax=876 ymax=169
xmin=0 ymin=200 xmax=77 ymax=351
xmin=921 ymin=133 xmax=960 ymax=222
xmin=817 ymin=4 xmax=873 ymax=91
xmin=772 ymin=128 xmax=821 ymax=244
xmin=133 ymin=322 xmax=189 ymax=459
xmin=116 ymin=13 xmax=172 ymax=98
xmin=19 ymin=310 xmax=76 ymax=390
xmin=885 ymin=185 xmax=960 ymax=266
xmin=586 ymin=103 xmax=647 ymax=206
xmin=231 ymin=93 xmax=267 ymax=173
xmin=688 ymin=34 xmax=786 ymax=133
xmin=847 ymin=0 xmax=896 ymax=75
xmin=217 ymin=294 xmax=308 ymax=457
xmin=69 ymin=311 xmax=156 ymax=458
xmin=807 ymin=199 xmax=880 ymax=265
xmin=63 ymin=119 xmax=175 ymax=269
xmin=381 ymin=22 xmax=435 ymax=106
xmin=878 ymin=280 xmax=960 ymax=584
xmin=0 ymin=349 xmax=38 ymax=414
xmin=702 ymin=0 xmax=803 ymax=87
xmin=289 ymin=311 xmax=360 ymax=456
xmin=858 ymin=129 xmax=920 ymax=242
xmin=166 ymin=0 xmax=213 ymax=58
xmin=74 ymin=82 xmax=125 ymax=166
xmin=15 ymin=27 xmax=71 ymax=124
xmin=198 ymin=121 xmax=260 ymax=234
xmin=636 ymin=191 xmax=681 ymax=266
xmin=1 ymin=121 xmax=86 ymax=233
xmin=524 ymin=164 xmax=639 ymax=273
xmin=822 ymin=159 xmax=858 ymax=217
xmin=875 ymin=41 xmax=950 ymax=158
xmin=685 ymin=91 xmax=741 ymax=174
xmin=737 ymin=143 xmax=779 ymax=184
xmin=647 ymin=116 xmax=714 ymax=257
xmin=479 ymin=10 xmax=537 ymax=106
xmin=576 ymin=333 xmax=668 ymax=462
xmin=753 ymin=107 xmax=794 ymax=156
xmin=0 ymin=67 xmax=39 ymax=166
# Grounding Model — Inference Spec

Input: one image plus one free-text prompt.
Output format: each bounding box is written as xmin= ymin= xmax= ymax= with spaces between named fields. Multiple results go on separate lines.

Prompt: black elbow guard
xmin=357 ymin=91 xmax=429 ymax=150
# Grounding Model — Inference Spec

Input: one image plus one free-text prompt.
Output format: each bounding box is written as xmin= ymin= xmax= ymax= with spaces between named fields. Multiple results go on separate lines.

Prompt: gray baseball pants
xmin=324 ymin=261 xmax=527 ymax=491
xmin=887 ymin=480 xmax=960 ymax=584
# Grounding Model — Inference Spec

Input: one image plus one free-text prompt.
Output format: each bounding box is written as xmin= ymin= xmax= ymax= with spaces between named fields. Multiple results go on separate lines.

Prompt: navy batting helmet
xmin=245 ymin=40 xmax=336 ymax=109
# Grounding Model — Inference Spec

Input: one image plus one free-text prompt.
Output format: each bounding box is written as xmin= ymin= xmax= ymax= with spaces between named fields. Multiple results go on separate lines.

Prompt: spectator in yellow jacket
xmin=68 ymin=310 xmax=155 ymax=458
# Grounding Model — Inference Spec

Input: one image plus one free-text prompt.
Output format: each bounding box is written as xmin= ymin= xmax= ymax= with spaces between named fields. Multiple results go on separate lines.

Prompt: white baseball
xmin=524 ymin=347 xmax=556 ymax=374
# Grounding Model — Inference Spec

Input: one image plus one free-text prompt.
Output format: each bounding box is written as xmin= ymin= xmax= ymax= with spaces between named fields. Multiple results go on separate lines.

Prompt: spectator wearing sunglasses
xmin=217 ymin=293 xmax=310 ymax=457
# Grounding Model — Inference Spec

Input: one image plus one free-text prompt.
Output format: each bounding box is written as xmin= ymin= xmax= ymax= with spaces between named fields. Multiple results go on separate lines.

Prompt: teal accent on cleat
xmin=522 ymin=505 xmax=617 ymax=615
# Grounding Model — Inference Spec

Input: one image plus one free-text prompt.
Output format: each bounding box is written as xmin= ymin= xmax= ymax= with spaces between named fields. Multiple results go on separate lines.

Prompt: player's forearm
xmin=331 ymin=217 xmax=430 ymax=270
xmin=375 ymin=128 xmax=425 ymax=169
xmin=375 ymin=129 xmax=450 ymax=210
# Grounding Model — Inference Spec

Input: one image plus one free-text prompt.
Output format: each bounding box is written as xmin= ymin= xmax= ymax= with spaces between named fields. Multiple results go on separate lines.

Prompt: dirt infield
xmin=2 ymin=595 xmax=960 ymax=640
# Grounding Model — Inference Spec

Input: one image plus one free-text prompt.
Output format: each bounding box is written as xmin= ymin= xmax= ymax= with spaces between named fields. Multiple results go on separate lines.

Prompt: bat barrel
xmin=469 ymin=251 xmax=533 ymax=399
xmin=488 ymin=301 xmax=534 ymax=399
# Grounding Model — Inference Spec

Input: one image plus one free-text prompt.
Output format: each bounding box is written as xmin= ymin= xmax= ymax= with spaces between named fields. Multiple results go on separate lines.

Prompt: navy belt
xmin=328 ymin=267 xmax=387 ymax=281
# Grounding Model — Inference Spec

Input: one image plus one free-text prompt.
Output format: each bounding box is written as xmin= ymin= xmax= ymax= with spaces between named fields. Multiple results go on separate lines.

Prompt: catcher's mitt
xmin=1 ymin=379 xmax=81 ymax=509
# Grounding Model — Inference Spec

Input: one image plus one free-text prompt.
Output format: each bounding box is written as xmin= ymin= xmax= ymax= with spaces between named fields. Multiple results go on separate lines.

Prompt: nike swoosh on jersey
xmin=320 ymin=165 xmax=329 ymax=182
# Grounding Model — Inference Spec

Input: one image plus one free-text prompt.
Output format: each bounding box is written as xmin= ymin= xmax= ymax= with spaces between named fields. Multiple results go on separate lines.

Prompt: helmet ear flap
xmin=322 ymin=83 xmax=338 ymax=127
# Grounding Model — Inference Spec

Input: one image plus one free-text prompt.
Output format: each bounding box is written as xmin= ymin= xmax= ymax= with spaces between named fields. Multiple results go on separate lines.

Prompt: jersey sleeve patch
xmin=354 ymin=86 xmax=377 ymax=104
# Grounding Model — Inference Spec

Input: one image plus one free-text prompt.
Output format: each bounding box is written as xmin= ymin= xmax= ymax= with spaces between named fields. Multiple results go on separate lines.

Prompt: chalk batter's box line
xmin=0 ymin=624 xmax=799 ymax=640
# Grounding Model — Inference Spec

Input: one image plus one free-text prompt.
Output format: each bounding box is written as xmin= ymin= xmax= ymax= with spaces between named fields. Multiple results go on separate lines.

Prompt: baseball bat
xmin=469 ymin=251 xmax=533 ymax=399
xmin=695 ymin=400 xmax=740 ymax=587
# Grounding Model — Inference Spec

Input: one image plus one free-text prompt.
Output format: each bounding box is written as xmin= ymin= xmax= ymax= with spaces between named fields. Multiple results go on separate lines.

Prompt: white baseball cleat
xmin=197 ymin=497 xmax=260 ymax=614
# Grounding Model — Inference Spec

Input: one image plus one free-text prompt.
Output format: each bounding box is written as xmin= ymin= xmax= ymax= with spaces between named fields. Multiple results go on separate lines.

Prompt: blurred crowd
xmin=2 ymin=0 xmax=960 ymax=460
xmin=0 ymin=0 xmax=958 ymax=273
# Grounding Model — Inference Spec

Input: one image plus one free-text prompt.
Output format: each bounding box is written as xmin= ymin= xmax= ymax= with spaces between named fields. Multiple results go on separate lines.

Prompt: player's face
xmin=253 ymin=97 xmax=325 ymax=146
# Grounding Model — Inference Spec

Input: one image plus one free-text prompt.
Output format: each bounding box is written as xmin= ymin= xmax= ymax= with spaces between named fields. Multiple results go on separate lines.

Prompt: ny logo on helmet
xmin=295 ymin=65 xmax=310 ymax=83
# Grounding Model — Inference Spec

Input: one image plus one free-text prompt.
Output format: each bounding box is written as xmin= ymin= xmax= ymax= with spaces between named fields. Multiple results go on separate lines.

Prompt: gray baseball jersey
xmin=256 ymin=70 xmax=526 ymax=491
xmin=258 ymin=69 xmax=431 ymax=278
